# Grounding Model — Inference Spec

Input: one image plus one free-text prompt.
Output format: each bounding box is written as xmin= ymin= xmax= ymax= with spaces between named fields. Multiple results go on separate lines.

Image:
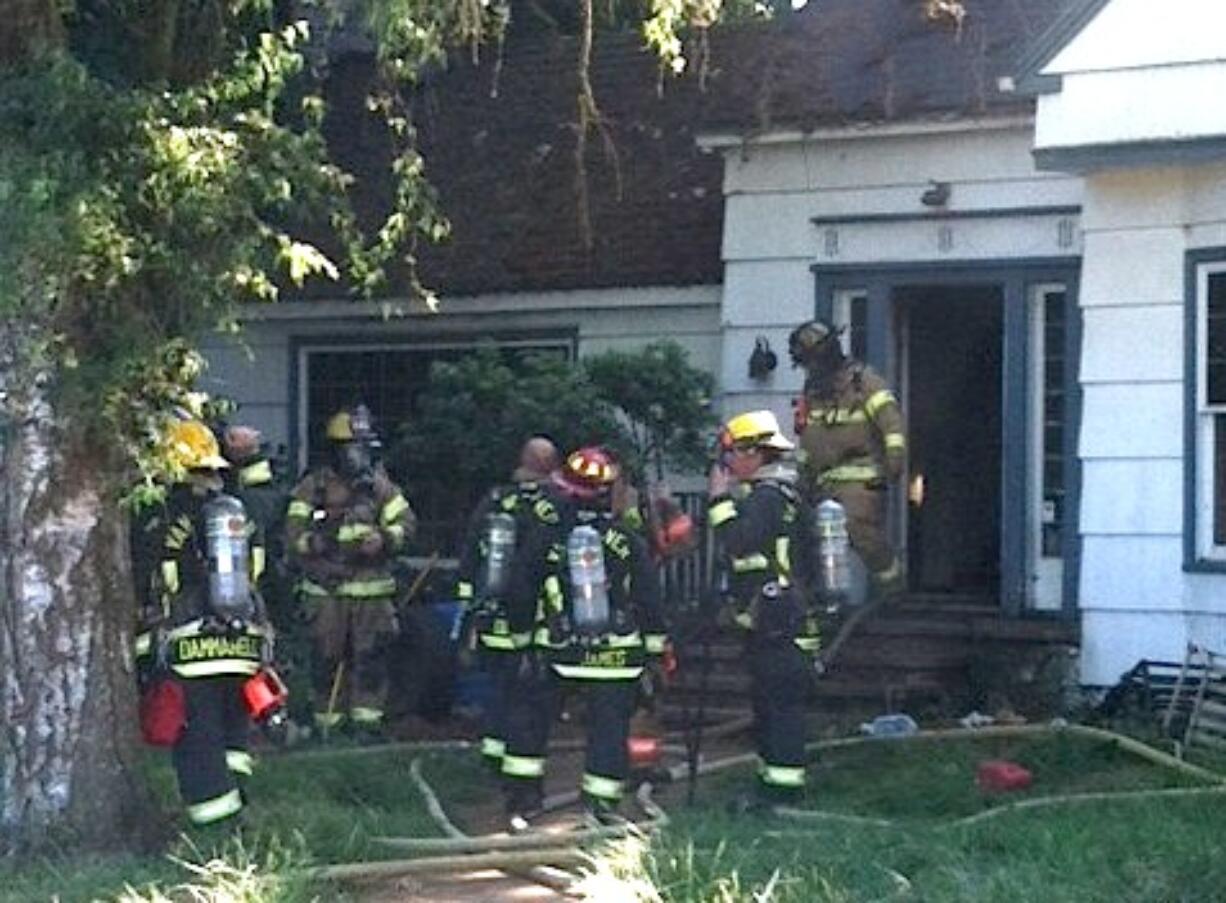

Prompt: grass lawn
xmin=0 ymin=744 xmax=489 ymax=903
xmin=3 ymin=731 xmax=1224 ymax=902
xmin=647 ymin=733 xmax=1226 ymax=902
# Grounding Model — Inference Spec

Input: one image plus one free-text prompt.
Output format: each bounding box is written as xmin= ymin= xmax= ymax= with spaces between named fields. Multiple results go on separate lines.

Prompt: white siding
xmin=1046 ymin=0 xmax=1226 ymax=75
xmin=1069 ymin=160 xmax=1226 ymax=685
xmin=717 ymin=123 xmax=1082 ymax=432
xmin=199 ymin=284 xmax=721 ymax=461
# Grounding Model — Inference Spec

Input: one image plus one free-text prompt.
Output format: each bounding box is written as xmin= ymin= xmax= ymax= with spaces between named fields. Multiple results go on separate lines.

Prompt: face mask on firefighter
xmin=338 ymin=441 xmax=372 ymax=479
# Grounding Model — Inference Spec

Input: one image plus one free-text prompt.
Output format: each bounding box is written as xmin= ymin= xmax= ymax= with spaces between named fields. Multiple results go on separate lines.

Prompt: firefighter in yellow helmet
xmin=708 ymin=409 xmax=820 ymax=810
xmin=789 ymin=319 xmax=906 ymax=599
xmin=139 ymin=418 xmax=273 ymax=829
xmin=284 ymin=404 xmax=416 ymax=735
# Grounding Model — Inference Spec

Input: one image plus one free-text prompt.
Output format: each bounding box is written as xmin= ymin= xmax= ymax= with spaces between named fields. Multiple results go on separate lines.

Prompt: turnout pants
xmin=500 ymin=654 xmax=638 ymax=813
xmin=479 ymin=649 xmax=515 ymax=766
xmin=309 ymin=595 xmax=397 ymax=729
xmin=749 ymin=635 xmax=814 ymax=803
xmin=174 ymin=676 xmax=252 ymax=826
xmin=827 ymin=483 xmax=903 ymax=596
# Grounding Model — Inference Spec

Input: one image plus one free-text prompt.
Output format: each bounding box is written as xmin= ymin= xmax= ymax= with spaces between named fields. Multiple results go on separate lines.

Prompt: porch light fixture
xmin=748 ymin=336 xmax=778 ymax=381
xmin=921 ymin=180 xmax=951 ymax=207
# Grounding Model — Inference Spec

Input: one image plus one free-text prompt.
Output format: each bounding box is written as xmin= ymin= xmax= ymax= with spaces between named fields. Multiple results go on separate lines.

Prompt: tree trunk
xmin=0 ymin=384 xmax=156 ymax=852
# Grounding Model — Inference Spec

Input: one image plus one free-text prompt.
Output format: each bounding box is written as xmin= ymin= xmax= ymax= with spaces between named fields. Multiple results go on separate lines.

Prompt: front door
xmin=815 ymin=262 xmax=1081 ymax=616
xmin=897 ymin=285 xmax=1003 ymax=603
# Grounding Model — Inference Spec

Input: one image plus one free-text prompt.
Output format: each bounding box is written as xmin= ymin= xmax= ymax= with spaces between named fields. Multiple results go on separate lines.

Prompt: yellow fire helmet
xmin=723 ymin=409 xmax=795 ymax=451
xmin=325 ymin=405 xmax=379 ymax=444
xmin=164 ymin=419 xmax=230 ymax=471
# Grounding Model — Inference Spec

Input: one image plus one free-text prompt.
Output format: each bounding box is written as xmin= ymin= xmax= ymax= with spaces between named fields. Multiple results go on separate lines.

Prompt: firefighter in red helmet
xmin=499 ymin=446 xmax=667 ymax=830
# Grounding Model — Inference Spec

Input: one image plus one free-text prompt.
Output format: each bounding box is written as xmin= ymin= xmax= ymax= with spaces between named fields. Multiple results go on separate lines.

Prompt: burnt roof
xmin=321 ymin=0 xmax=1073 ymax=299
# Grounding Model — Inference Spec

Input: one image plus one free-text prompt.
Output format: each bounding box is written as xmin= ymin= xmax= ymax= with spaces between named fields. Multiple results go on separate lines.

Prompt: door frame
xmin=812 ymin=258 xmax=1082 ymax=618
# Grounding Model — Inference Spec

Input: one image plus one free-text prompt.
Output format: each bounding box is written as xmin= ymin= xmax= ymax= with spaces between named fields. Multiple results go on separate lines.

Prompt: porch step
xmin=664 ymin=602 xmax=1079 ymax=718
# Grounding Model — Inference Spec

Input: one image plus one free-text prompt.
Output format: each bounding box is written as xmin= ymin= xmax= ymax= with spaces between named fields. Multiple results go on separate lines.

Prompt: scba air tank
xmin=203 ymin=493 xmax=254 ymax=624
xmin=567 ymin=525 xmax=610 ymax=633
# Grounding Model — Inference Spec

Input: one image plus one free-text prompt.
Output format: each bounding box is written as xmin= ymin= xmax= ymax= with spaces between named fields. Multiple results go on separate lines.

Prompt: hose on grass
xmin=307 ymin=847 xmax=588 ymax=882
xmin=945 ymin=784 xmax=1226 ymax=829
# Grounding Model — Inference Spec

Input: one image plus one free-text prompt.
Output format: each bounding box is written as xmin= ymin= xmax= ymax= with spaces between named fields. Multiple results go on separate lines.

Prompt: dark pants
xmin=749 ymin=636 xmax=813 ymax=803
xmin=173 ymin=676 xmax=251 ymax=825
xmin=500 ymin=654 xmax=638 ymax=812
xmin=479 ymin=650 xmax=515 ymax=764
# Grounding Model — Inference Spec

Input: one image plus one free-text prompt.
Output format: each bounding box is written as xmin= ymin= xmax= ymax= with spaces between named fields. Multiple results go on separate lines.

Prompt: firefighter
xmin=143 ymin=419 xmax=272 ymax=828
xmin=501 ymin=446 xmax=667 ymax=829
xmin=789 ymin=319 xmax=907 ymax=599
xmin=454 ymin=436 xmax=561 ymax=770
xmin=284 ymin=404 xmax=416 ymax=734
xmin=708 ymin=410 xmax=820 ymax=807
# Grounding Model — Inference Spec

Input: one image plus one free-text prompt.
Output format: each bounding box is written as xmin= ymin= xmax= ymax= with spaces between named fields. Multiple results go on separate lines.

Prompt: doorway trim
xmin=811 ymin=257 xmax=1082 ymax=618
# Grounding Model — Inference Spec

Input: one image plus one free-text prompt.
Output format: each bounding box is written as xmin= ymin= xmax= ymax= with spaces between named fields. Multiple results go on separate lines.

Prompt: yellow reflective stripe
xmin=502 ymin=754 xmax=545 ymax=778
xmin=512 ymin=631 xmax=534 ymax=649
xmin=734 ymin=611 xmax=754 ymax=629
xmin=875 ymin=560 xmax=904 ymax=583
xmin=552 ymin=664 xmax=643 ymax=680
xmin=544 ymin=576 xmax=563 ymax=613
xmin=456 ymin=581 xmax=474 ymax=601
xmin=135 ymin=632 xmax=153 ymax=657
xmin=336 ymin=578 xmax=397 ymax=598
xmin=226 ymin=750 xmax=255 ymax=776
xmin=172 ymin=659 xmax=261 ymax=678
xmin=293 ymin=533 xmax=313 ymax=555
xmin=794 ymin=636 xmax=821 ymax=652
xmin=383 ymin=524 xmax=406 ymax=548
xmin=808 ymin=407 xmax=867 ymax=424
xmin=351 ymin=706 xmax=383 ymax=725
xmin=884 ymin=433 xmax=906 ymax=450
xmin=620 ymin=506 xmax=645 ymax=531
xmin=759 ymin=762 xmax=806 ymax=788
xmin=775 ymin=537 xmax=791 ymax=576
xmin=604 ymin=631 xmax=643 ymax=649
xmin=315 ymin=711 xmax=345 ymax=729
xmin=644 ymin=634 xmax=667 ymax=655
xmin=820 ymin=465 xmax=880 ymax=483
xmin=708 ymin=499 xmax=737 ymax=527
xmin=239 ymin=460 xmax=273 ymax=487
xmin=337 ymin=523 xmax=375 ymax=543
xmin=160 ymin=560 xmax=180 ymax=595
xmin=287 ymin=500 xmax=314 ymax=520
xmin=480 ymin=634 xmax=517 ymax=651
xmin=251 ymin=546 xmax=266 ymax=581
xmin=187 ymin=788 xmax=243 ymax=825
xmin=381 ymin=493 xmax=410 ymax=525
xmin=864 ymin=389 xmax=898 ymax=419
xmin=582 ymin=772 xmax=624 ymax=801
xmin=481 ymin=737 xmax=507 ymax=759
xmin=298 ymin=579 xmax=330 ymax=597
xmin=732 ymin=553 xmax=770 ymax=573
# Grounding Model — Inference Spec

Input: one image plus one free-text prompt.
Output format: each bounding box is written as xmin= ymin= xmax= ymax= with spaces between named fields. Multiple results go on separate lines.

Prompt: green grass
xmin=4 ymin=732 xmax=1224 ymax=902
xmin=0 ymin=746 xmax=487 ymax=903
xmin=642 ymin=734 xmax=1226 ymax=902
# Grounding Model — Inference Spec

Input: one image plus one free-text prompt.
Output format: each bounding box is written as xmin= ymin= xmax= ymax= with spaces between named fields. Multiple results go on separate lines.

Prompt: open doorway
xmin=898 ymin=285 xmax=1003 ymax=602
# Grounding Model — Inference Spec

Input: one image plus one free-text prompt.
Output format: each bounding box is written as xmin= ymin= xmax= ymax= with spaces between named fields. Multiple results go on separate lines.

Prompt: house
xmin=200 ymin=0 xmax=1226 ymax=691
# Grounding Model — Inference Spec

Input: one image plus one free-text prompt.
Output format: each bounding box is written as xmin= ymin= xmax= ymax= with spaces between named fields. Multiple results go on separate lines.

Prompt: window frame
xmin=1185 ymin=249 xmax=1226 ymax=570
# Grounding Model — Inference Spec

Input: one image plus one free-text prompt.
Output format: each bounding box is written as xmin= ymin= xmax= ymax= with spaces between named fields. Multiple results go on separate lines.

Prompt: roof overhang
xmin=696 ymin=113 xmax=1035 ymax=151
xmin=1034 ymin=135 xmax=1226 ymax=173
xmin=1010 ymin=0 xmax=1115 ymax=96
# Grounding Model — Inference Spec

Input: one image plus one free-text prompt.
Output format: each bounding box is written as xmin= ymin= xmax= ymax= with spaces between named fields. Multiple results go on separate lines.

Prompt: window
xmin=298 ymin=337 xmax=571 ymax=554
xmin=831 ymin=289 xmax=868 ymax=360
xmin=1195 ymin=260 xmax=1226 ymax=561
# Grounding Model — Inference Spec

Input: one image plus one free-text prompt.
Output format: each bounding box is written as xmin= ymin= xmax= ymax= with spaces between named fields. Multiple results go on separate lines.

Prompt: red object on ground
xmin=140 ymin=678 xmax=187 ymax=747
xmin=976 ymin=760 xmax=1033 ymax=793
xmin=628 ymin=736 xmax=663 ymax=769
